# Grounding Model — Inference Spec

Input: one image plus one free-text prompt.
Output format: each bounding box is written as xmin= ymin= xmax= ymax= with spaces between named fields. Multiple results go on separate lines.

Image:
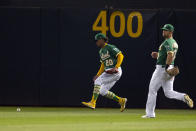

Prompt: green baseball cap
xmin=95 ymin=33 xmax=106 ymax=41
xmin=161 ymin=24 xmax=174 ymax=32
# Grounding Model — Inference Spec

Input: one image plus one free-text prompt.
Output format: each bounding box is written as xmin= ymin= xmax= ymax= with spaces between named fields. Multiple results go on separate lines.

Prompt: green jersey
xmin=157 ymin=38 xmax=178 ymax=65
xmin=99 ymin=44 xmax=121 ymax=70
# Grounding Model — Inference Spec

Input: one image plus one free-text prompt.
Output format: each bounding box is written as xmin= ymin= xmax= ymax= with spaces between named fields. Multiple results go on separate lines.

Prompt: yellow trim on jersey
xmin=115 ymin=53 xmax=124 ymax=68
xmin=116 ymin=51 xmax=122 ymax=57
xmin=96 ymin=62 xmax=105 ymax=76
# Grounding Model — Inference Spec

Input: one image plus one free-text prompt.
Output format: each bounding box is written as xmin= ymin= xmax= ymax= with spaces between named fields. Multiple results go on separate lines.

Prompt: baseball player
xmin=142 ymin=24 xmax=194 ymax=118
xmin=82 ymin=33 xmax=127 ymax=112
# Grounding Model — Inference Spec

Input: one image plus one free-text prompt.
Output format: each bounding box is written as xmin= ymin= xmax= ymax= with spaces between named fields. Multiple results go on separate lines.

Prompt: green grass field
xmin=0 ymin=107 xmax=196 ymax=131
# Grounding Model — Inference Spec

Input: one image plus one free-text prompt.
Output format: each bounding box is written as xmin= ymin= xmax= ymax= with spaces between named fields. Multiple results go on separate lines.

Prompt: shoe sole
xmin=185 ymin=95 xmax=194 ymax=108
xmin=81 ymin=102 xmax=95 ymax=109
xmin=141 ymin=116 xmax=155 ymax=118
xmin=120 ymin=98 xmax=127 ymax=112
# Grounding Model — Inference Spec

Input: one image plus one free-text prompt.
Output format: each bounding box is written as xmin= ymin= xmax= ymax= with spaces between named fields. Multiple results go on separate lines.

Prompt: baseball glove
xmin=105 ymin=68 xmax=118 ymax=74
xmin=166 ymin=66 xmax=180 ymax=76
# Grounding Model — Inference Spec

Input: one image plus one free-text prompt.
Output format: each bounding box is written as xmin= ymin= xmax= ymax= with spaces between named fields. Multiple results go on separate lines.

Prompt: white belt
xmin=156 ymin=65 xmax=174 ymax=69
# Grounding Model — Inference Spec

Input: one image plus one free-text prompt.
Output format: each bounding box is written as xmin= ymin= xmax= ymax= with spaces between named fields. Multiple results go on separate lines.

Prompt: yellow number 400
xmin=92 ymin=10 xmax=143 ymax=38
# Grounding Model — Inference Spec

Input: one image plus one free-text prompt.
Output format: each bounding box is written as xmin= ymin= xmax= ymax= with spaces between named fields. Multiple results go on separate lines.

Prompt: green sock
xmin=105 ymin=91 xmax=121 ymax=102
xmin=91 ymin=85 xmax=101 ymax=103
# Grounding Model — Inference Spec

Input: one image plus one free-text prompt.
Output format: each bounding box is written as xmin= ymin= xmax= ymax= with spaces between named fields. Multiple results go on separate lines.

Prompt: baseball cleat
xmin=82 ymin=101 xmax=96 ymax=109
xmin=141 ymin=115 xmax=155 ymax=118
xmin=119 ymin=98 xmax=127 ymax=112
xmin=184 ymin=95 xmax=194 ymax=108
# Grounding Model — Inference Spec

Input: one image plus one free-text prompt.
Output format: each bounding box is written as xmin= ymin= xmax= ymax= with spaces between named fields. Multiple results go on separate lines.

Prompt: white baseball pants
xmin=146 ymin=65 xmax=185 ymax=117
xmin=94 ymin=67 xmax=122 ymax=96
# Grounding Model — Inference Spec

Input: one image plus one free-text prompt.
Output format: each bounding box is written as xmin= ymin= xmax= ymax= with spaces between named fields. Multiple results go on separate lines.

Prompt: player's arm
xmin=115 ymin=52 xmax=124 ymax=68
xmin=93 ymin=62 xmax=104 ymax=81
xmin=165 ymin=42 xmax=174 ymax=70
xmin=166 ymin=51 xmax=174 ymax=65
xmin=151 ymin=52 xmax=158 ymax=59
xmin=96 ymin=62 xmax=104 ymax=76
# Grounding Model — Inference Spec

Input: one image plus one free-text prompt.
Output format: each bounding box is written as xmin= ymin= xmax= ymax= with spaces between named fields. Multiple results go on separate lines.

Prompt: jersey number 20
xmin=106 ymin=59 xmax=113 ymax=66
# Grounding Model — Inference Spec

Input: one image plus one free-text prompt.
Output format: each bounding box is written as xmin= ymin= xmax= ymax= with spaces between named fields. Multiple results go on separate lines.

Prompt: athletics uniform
xmin=82 ymin=33 xmax=127 ymax=112
xmin=145 ymin=38 xmax=190 ymax=117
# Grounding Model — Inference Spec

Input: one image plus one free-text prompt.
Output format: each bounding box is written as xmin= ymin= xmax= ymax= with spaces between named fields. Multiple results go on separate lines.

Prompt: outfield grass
xmin=0 ymin=107 xmax=196 ymax=131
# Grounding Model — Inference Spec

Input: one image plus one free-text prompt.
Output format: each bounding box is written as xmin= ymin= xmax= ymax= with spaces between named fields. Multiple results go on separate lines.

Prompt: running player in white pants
xmin=142 ymin=24 xmax=194 ymax=118
xmin=82 ymin=33 xmax=127 ymax=112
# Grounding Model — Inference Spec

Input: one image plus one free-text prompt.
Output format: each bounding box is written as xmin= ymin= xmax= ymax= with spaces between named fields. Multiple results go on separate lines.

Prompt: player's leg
xmin=99 ymin=68 xmax=127 ymax=111
xmin=99 ymin=81 xmax=120 ymax=102
xmin=82 ymin=69 xmax=121 ymax=109
xmin=99 ymin=68 xmax=122 ymax=101
xmin=99 ymin=80 xmax=127 ymax=112
xmin=144 ymin=69 xmax=162 ymax=118
xmin=82 ymin=73 xmax=105 ymax=109
xmin=82 ymin=69 xmax=121 ymax=106
xmin=162 ymin=76 xmax=185 ymax=101
xmin=82 ymin=68 xmax=126 ymax=110
xmin=162 ymin=75 xmax=194 ymax=108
